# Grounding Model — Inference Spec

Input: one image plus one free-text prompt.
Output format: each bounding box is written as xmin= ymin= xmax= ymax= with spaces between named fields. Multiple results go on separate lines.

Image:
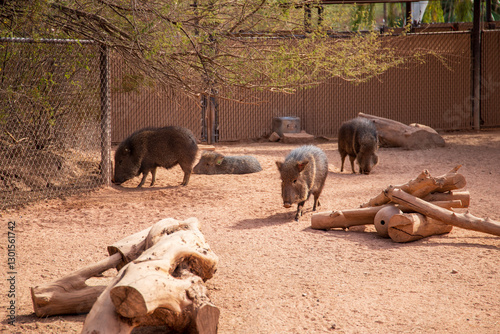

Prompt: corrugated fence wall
xmin=111 ymin=30 xmax=500 ymax=143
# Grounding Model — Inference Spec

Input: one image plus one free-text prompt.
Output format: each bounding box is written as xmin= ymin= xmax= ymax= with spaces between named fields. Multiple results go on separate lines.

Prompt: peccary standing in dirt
xmin=193 ymin=151 xmax=262 ymax=175
xmin=338 ymin=117 xmax=379 ymax=175
xmin=113 ymin=126 xmax=198 ymax=187
xmin=276 ymin=145 xmax=328 ymax=221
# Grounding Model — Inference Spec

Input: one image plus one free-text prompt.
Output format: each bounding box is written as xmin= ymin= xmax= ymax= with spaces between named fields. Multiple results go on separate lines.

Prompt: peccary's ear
xmin=215 ymin=156 xmax=224 ymax=165
xmin=297 ymin=160 xmax=309 ymax=173
xmin=275 ymin=161 xmax=283 ymax=171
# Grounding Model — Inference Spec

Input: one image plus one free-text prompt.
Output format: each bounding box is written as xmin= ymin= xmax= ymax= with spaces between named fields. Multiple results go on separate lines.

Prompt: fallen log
xmin=81 ymin=217 xmax=219 ymax=334
xmin=30 ymin=227 xmax=152 ymax=317
xmin=386 ymin=187 xmax=500 ymax=236
xmin=311 ymin=199 xmax=465 ymax=230
xmin=388 ymin=213 xmax=453 ymax=243
xmin=360 ymin=166 xmax=466 ymax=208
xmin=358 ymin=112 xmax=445 ymax=149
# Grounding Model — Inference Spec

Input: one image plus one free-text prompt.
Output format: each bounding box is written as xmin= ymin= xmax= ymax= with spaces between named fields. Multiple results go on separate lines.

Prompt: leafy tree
xmin=423 ymin=1 xmax=445 ymax=23
xmin=0 ymin=1 xmax=421 ymax=100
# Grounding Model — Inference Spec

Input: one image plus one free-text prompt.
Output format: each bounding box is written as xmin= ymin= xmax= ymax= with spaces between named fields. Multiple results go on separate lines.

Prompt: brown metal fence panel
xmin=110 ymin=54 xmax=201 ymax=143
xmin=110 ymin=30 xmax=495 ymax=143
xmin=481 ymin=30 xmax=500 ymax=128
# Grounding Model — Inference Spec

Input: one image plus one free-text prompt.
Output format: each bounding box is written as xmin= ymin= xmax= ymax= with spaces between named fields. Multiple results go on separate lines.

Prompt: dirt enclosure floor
xmin=1 ymin=130 xmax=500 ymax=334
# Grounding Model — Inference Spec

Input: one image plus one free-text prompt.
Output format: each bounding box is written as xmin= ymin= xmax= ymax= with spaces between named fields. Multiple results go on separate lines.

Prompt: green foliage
xmin=1 ymin=0 xmax=425 ymax=99
xmin=423 ymin=1 xmax=445 ymax=23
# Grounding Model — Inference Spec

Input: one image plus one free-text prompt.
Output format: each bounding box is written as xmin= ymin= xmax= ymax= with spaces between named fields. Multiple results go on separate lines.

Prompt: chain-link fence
xmin=0 ymin=38 xmax=109 ymax=210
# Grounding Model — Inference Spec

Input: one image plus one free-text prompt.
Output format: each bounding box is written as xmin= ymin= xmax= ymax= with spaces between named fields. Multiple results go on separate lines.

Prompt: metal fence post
xmin=472 ymin=0 xmax=482 ymax=131
xmin=100 ymin=43 xmax=112 ymax=185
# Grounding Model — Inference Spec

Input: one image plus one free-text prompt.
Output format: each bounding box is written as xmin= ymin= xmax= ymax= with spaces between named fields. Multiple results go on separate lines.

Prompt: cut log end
xmin=110 ymin=285 xmax=148 ymax=318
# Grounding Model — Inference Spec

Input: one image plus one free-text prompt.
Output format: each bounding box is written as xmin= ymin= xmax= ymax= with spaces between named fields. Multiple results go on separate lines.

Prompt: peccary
xmin=338 ymin=117 xmax=379 ymax=175
xmin=276 ymin=145 xmax=328 ymax=221
xmin=193 ymin=151 xmax=262 ymax=174
xmin=112 ymin=126 xmax=198 ymax=187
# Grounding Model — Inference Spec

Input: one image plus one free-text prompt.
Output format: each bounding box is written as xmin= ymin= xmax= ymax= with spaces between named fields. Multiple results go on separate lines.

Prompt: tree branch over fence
xmin=1 ymin=0 xmax=430 ymax=99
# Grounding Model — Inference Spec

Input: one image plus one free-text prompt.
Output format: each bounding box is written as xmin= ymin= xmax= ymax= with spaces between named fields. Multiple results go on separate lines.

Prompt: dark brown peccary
xmin=113 ymin=126 xmax=198 ymax=187
xmin=338 ymin=117 xmax=379 ymax=175
xmin=276 ymin=145 xmax=328 ymax=221
xmin=193 ymin=151 xmax=262 ymax=175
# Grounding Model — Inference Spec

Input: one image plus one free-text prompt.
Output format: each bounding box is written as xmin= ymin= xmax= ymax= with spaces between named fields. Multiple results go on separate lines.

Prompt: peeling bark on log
xmin=311 ymin=199 xmax=465 ymax=230
xmin=386 ymin=187 xmax=500 ymax=236
xmin=81 ymin=217 xmax=219 ymax=334
xmin=388 ymin=213 xmax=453 ymax=243
xmin=358 ymin=112 xmax=445 ymax=149
xmin=360 ymin=166 xmax=466 ymax=208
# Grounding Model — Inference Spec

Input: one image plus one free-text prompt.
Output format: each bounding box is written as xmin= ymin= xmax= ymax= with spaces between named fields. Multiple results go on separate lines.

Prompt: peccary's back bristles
xmin=113 ymin=126 xmax=198 ymax=187
xmin=338 ymin=117 xmax=379 ymax=175
xmin=276 ymin=145 xmax=328 ymax=221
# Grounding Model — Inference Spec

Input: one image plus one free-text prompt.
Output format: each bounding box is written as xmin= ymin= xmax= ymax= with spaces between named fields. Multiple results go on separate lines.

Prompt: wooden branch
xmin=422 ymin=190 xmax=470 ymax=208
xmin=311 ymin=199 xmax=465 ymax=230
xmin=360 ymin=166 xmax=466 ymax=208
xmin=358 ymin=112 xmax=445 ymax=149
xmin=30 ymin=252 xmax=122 ymax=317
xmin=82 ymin=217 xmax=219 ymax=334
xmin=386 ymin=187 xmax=500 ymax=236
xmin=388 ymin=213 xmax=453 ymax=243
xmin=31 ymin=226 xmax=153 ymax=317
xmin=107 ymin=226 xmax=151 ymax=271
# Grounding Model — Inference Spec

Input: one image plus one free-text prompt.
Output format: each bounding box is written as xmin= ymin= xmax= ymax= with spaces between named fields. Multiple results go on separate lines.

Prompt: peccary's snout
xmin=283 ymin=202 xmax=292 ymax=208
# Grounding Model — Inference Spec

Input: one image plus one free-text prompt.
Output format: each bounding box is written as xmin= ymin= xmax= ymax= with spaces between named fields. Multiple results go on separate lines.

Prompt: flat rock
xmin=281 ymin=132 xmax=315 ymax=144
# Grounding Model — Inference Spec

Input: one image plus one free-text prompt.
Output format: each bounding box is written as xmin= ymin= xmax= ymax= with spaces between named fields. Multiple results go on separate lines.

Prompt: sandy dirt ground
xmin=1 ymin=130 xmax=499 ymax=334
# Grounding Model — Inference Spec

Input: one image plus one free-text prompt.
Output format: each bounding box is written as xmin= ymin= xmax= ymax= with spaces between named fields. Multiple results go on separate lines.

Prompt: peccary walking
xmin=338 ymin=117 xmax=379 ymax=175
xmin=193 ymin=151 xmax=262 ymax=174
xmin=276 ymin=145 xmax=328 ymax=221
xmin=112 ymin=126 xmax=198 ymax=187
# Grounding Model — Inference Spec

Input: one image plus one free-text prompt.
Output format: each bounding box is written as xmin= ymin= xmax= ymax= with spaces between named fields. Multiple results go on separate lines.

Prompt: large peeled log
xmin=81 ymin=217 xmax=219 ymax=334
xmin=358 ymin=112 xmax=445 ymax=149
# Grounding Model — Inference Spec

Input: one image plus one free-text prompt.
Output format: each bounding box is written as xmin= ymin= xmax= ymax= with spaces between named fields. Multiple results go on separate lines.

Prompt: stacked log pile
xmin=31 ymin=217 xmax=219 ymax=334
xmin=311 ymin=166 xmax=500 ymax=242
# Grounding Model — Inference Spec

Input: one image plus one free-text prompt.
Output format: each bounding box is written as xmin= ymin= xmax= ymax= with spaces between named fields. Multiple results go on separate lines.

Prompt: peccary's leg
xmin=340 ymin=152 xmax=347 ymax=172
xmin=295 ymin=200 xmax=306 ymax=221
xmin=349 ymin=155 xmax=356 ymax=173
xmin=179 ymin=159 xmax=195 ymax=186
xmin=150 ymin=167 xmax=157 ymax=187
xmin=137 ymin=172 xmax=148 ymax=188
xmin=312 ymin=194 xmax=321 ymax=211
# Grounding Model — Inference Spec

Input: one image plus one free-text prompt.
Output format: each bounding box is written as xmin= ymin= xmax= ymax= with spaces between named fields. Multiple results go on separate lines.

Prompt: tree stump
xmin=358 ymin=112 xmax=445 ymax=149
xmin=81 ymin=217 xmax=220 ymax=334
